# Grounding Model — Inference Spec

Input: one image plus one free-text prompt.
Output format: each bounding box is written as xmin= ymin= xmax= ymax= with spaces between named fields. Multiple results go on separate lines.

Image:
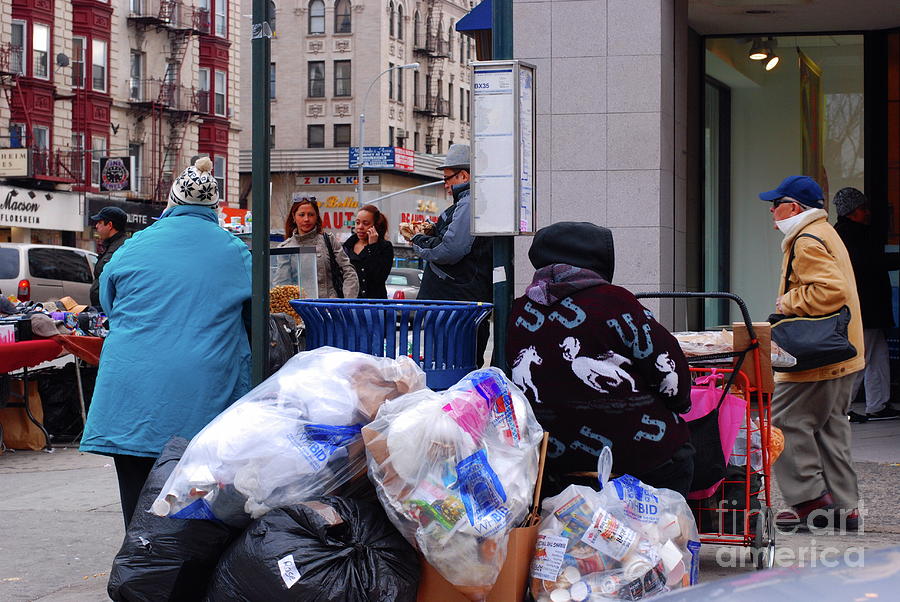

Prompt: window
xmin=270 ymin=62 xmax=276 ymax=99
xmin=448 ymin=84 xmax=453 ymax=119
xmin=129 ymin=50 xmax=142 ymax=99
xmin=389 ymin=2 xmax=395 ymax=37
xmin=268 ymin=0 xmax=276 ymax=34
xmin=460 ymin=86 xmax=464 ymax=122
xmin=397 ymin=67 xmax=403 ymax=103
xmin=215 ymin=0 xmax=227 ymax=36
xmin=460 ymin=34 xmax=465 ymax=64
xmin=308 ymin=0 xmax=325 ymax=34
xmin=308 ymin=124 xmax=324 ymax=148
xmin=466 ymin=90 xmax=470 ymax=122
xmin=308 ymin=61 xmax=325 ymax=97
xmin=334 ymin=124 xmax=351 ymax=147
xmin=92 ymin=39 xmax=108 ymax=91
xmin=33 ymin=23 xmax=50 ymax=79
xmin=91 ymin=137 xmax=107 ymax=186
xmin=388 ymin=62 xmax=394 ymax=99
xmin=130 ymin=0 xmax=142 ymax=14
xmin=437 ymin=137 xmax=443 ymax=154
xmin=467 ymin=39 xmax=472 ymax=61
xmin=129 ymin=142 xmax=141 ymax=191
xmin=199 ymin=68 xmax=210 ymax=112
xmin=270 ymin=125 xmax=276 ymax=148
xmin=334 ymin=60 xmax=351 ymax=96
xmin=10 ymin=21 xmax=25 ymax=75
xmin=413 ymin=71 xmax=419 ymax=103
xmin=388 ymin=126 xmax=394 ymax=147
xmin=28 ymin=248 xmax=93 ymax=284
xmin=72 ymin=133 xmax=85 ymax=180
xmin=69 ymin=37 xmax=85 ymax=87
xmin=448 ymin=22 xmax=454 ymax=60
xmin=33 ymin=126 xmax=49 ymax=150
xmin=214 ymin=156 xmax=226 ymax=201
xmin=414 ymin=11 xmax=420 ymax=46
xmin=214 ymin=70 xmax=227 ymax=115
xmin=335 ymin=0 xmax=351 ymax=33
xmin=10 ymin=124 xmax=26 ymax=148
xmin=397 ymin=4 xmax=403 ymax=40
xmin=414 ymin=131 xmax=420 ymax=152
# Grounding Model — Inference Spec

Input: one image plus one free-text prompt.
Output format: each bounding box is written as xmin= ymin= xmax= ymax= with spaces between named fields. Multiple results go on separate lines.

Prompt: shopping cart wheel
xmin=754 ymin=507 xmax=776 ymax=570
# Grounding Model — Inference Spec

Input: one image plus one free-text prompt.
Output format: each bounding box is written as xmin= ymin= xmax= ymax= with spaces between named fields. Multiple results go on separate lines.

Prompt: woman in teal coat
xmin=81 ymin=157 xmax=252 ymax=526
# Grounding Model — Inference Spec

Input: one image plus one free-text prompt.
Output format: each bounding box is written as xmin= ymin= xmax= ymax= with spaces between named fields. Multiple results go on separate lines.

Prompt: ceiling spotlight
xmin=765 ymin=55 xmax=780 ymax=71
xmin=749 ymin=38 xmax=769 ymax=60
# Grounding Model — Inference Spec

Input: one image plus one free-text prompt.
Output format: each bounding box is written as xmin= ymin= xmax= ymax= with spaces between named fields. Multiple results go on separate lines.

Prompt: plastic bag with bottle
xmin=364 ymin=368 xmax=545 ymax=601
xmin=530 ymin=448 xmax=701 ymax=602
xmin=151 ymin=347 xmax=426 ymax=526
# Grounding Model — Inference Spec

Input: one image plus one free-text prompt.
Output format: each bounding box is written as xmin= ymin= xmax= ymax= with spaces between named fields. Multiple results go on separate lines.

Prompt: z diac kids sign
xmin=0 ymin=185 xmax=84 ymax=231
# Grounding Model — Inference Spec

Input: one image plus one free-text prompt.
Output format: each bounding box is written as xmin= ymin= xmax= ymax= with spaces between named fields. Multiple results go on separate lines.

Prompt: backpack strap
xmin=783 ymin=233 xmax=828 ymax=295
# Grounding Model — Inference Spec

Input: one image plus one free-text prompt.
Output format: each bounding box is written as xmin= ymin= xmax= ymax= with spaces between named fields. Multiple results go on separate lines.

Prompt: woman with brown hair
xmin=342 ymin=204 xmax=394 ymax=298
xmin=276 ymin=196 xmax=359 ymax=298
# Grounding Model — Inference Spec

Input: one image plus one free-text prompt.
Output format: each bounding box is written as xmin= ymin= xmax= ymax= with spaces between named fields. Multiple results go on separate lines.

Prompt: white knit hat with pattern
xmin=168 ymin=156 xmax=219 ymax=207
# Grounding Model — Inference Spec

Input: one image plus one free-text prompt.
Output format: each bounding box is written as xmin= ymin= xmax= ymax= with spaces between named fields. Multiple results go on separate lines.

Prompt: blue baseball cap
xmin=758 ymin=175 xmax=824 ymax=209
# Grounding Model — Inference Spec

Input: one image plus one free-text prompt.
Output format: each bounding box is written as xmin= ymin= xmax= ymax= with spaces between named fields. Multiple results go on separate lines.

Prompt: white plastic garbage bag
xmin=364 ymin=368 xmax=545 ymax=601
xmin=530 ymin=449 xmax=701 ymax=601
xmin=151 ymin=347 xmax=426 ymax=525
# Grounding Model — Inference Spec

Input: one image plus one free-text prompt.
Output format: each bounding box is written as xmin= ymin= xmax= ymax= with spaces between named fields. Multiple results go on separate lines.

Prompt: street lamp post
xmin=357 ymin=62 xmax=419 ymax=203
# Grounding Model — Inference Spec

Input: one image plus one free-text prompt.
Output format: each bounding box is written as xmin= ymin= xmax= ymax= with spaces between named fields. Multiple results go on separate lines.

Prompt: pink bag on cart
xmin=684 ymin=371 xmax=748 ymax=500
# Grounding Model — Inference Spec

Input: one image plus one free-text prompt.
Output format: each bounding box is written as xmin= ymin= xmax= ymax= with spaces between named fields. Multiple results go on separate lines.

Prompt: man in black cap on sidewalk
xmin=90 ymin=206 xmax=128 ymax=311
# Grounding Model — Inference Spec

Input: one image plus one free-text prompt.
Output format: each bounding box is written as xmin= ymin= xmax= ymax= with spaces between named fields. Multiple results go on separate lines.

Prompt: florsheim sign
xmin=0 ymin=185 xmax=83 ymax=231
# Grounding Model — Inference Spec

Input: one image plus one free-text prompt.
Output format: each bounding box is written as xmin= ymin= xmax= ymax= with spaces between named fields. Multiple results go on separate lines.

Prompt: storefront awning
xmin=457 ymin=0 xmax=491 ymax=32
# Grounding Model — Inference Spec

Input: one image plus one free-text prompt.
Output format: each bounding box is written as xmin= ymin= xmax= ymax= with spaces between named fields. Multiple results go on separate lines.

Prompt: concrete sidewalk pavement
xmin=2 ymin=417 xmax=899 ymax=601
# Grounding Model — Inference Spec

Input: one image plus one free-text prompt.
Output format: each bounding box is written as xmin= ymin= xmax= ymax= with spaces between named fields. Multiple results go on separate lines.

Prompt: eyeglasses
xmin=772 ymin=199 xmax=795 ymax=208
xmin=442 ymin=170 xmax=462 ymax=183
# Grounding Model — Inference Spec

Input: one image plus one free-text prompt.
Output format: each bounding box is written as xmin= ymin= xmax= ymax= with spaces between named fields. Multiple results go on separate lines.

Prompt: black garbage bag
xmin=108 ymin=437 xmax=240 ymax=602
xmin=207 ymin=497 xmax=420 ymax=602
xmin=36 ymin=363 xmax=97 ymax=442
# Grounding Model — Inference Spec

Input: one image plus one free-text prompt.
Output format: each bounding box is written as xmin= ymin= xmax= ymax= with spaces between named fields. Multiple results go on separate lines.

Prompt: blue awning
xmin=456 ymin=0 xmax=491 ymax=32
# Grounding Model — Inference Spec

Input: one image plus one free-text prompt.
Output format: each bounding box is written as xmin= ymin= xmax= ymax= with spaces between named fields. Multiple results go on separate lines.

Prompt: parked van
xmin=0 ymin=243 xmax=98 ymax=305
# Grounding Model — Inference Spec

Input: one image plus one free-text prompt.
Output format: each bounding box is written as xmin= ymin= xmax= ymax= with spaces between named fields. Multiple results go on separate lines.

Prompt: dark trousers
xmin=113 ymin=454 xmax=157 ymax=528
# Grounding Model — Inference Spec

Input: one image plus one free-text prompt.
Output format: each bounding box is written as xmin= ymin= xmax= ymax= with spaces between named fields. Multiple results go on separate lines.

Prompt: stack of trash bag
xmin=150 ymin=347 xmax=426 ymax=526
xmin=364 ymin=367 xmax=545 ymax=600
xmin=108 ymin=437 xmax=240 ymax=601
xmin=207 ymin=496 xmax=420 ymax=602
xmin=529 ymin=449 xmax=700 ymax=602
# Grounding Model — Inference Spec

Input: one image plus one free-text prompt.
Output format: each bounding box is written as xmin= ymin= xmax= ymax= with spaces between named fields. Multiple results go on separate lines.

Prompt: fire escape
xmin=413 ymin=0 xmax=450 ymax=153
xmin=127 ymin=1 xmax=206 ymax=202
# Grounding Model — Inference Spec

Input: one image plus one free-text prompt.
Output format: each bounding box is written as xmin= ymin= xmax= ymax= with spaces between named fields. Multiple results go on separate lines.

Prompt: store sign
xmin=99 ymin=156 xmax=134 ymax=192
xmin=87 ymin=197 xmax=159 ymax=231
xmin=296 ymin=175 xmax=379 ymax=186
xmin=0 ymin=185 xmax=83 ymax=231
xmin=0 ymin=148 xmax=30 ymax=177
xmin=348 ymin=147 xmax=415 ymax=171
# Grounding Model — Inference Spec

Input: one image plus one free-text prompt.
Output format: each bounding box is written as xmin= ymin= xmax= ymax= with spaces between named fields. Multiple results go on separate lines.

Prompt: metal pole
xmin=250 ymin=0 xmax=272 ymax=386
xmin=491 ymin=0 xmax=514 ymax=375
xmin=365 ymin=180 xmax=442 ymax=204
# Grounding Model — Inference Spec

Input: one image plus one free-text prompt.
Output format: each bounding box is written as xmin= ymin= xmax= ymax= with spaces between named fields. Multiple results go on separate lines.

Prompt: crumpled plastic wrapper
xmin=530 ymin=450 xmax=700 ymax=602
xmin=151 ymin=347 xmax=425 ymax=525
xmin=672 ymin=330 xmax=797 ymax=368
xmin=364 ymin=368 xmax=544 ymax=601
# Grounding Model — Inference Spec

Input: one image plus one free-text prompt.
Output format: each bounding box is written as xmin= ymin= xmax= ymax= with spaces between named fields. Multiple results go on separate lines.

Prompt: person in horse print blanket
xmin=507 ymin=222 xmax=694 ymax=498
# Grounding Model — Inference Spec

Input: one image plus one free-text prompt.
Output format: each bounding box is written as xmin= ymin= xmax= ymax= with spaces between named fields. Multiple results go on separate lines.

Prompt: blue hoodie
xmin=81 ymin=205 xmax=252 ymax=458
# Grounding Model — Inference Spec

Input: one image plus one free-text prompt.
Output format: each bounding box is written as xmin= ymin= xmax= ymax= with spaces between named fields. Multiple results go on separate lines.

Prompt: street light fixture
xmin=356 ymin=62 xmax=419 ymax=204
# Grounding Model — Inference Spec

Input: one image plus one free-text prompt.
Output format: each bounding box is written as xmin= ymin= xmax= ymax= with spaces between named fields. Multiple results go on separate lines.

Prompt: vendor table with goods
xmin=0 ymin=336 xmax=104 ymax=450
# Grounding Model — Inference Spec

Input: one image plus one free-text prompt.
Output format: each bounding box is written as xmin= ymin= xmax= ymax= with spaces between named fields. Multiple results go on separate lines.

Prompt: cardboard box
xmin=58 ymin=296 xmax=88 ymax=314
xmin=732 ymin=321 xmax=775 ymax=394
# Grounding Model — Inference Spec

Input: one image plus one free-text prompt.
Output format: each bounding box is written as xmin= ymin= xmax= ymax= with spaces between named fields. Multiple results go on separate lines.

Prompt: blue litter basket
xmin=290 ymin=298 xmax=493 ymax=390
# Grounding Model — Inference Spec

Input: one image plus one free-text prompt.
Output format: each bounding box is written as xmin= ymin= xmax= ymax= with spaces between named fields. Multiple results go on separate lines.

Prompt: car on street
xmin=385 ymin=267 xmax=423 ymax=300
xmin=0 ymin=243 xmax=98 ymax=305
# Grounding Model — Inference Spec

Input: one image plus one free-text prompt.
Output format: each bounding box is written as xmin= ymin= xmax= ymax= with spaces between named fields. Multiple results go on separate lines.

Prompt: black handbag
xmin=322 ymin=233 xmax=345 ymax=298
xmin=767 ymin=233 xmax=857 ymax=373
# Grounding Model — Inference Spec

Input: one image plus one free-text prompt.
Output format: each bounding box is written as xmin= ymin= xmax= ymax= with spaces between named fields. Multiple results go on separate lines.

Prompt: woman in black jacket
xmin=343 ymin=204 xmax=394 ymax=298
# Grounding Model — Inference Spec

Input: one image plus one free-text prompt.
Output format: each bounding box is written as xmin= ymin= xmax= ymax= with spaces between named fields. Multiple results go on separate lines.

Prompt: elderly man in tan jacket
xmin=759 ymin=175 xmax=864 ymax=533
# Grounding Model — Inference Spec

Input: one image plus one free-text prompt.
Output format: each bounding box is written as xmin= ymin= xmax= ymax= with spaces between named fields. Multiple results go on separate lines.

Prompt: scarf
xmin=779 ymin=208 xmax=828 ymax=251
xmin=525 ymin=263 xmax=608 ymax=306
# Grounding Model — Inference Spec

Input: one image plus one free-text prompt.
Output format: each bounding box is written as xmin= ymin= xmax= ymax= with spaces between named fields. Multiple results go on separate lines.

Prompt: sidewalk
xmin=1 ymin=418 xmax=899 ymax=601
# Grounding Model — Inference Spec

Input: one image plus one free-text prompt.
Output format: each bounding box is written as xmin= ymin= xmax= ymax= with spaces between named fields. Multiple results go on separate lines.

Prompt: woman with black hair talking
xmin=343 ymin=204 xmax=394 ymax=298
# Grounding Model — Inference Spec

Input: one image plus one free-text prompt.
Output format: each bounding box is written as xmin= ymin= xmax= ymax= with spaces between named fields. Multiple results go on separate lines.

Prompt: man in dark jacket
xmin=406 ymin=144 xmax=492 ymax=362
xmin=834 ymin=187 xmax=900 ymax=422
xmin=89 ymin=206 xmax=128 ymax=311
xmin=507 ymin=222 xmax=694 ymax=497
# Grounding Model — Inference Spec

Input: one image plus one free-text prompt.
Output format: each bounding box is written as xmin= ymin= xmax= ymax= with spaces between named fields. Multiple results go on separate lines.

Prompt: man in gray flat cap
xmin=403 ymin=143 xmax=492 ymax=363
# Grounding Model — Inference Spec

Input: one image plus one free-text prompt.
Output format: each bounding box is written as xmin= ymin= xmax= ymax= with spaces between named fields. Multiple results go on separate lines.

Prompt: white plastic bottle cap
xmin=550 ymin=587 xmax=572 ymax=602
xmin=569 ymin=581 xmax=590 ymax=601
xmin=562 ymin=565 xmax=581 ymax=584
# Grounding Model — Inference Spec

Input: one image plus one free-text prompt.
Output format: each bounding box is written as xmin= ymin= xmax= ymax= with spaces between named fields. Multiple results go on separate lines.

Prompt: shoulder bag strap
xmin=783 ymin=233 xmax=826 ymax=295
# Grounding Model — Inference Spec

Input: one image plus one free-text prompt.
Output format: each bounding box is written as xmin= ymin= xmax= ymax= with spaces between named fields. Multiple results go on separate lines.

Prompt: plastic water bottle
xmin=245 ymin=211 xmax=252 ymax=233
